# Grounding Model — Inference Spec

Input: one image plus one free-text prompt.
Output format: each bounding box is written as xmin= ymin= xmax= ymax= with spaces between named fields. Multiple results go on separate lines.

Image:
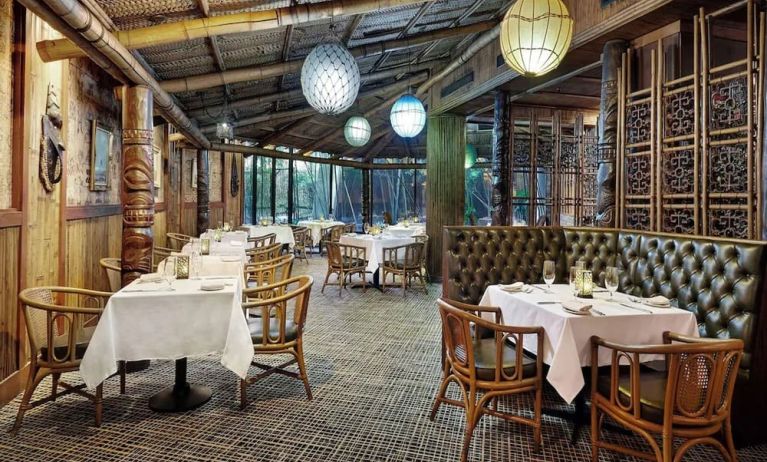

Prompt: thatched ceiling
xmin=91 ymin=0 xmax=511 ymax=159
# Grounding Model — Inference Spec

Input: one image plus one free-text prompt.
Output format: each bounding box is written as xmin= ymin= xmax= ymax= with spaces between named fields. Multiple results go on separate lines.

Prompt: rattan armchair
xmin=99 ymin=257 xmax=121 ymax=292
xmin=246 ymin=242 xmax=283 ymax=264
xmin=343 ymin=223 xmax=355 ymax=234
xmin=413 ymin=234 xmax=430 ymax=282
xmin=381 ymin=242 xmax=427 ymax=295
xmin=431 ymin=299 xmax=544 ymax=462
xmin=152 ymin=246 xmax=173 ymax=271
xmin=590 ymin=332 xmax=744 ymax=462
xmin=319 ymin=225 xmax=344 ymax=255
xmin=248 ymin=232 xmax=277 ymax=248
xmin=322 ymin=242 xmax=367 ymax=296
xmin=292 ymin=226 xmax=311 ymax=263
xmin=11 ymin=287 xmax=125 ymax=433
xmin=240 ymin=275 xmax=314 ymax=408
xmin=166 ymin=232 xmax=192 ymax=251
xmin=244 ymin=254 xmax=294 ymax=290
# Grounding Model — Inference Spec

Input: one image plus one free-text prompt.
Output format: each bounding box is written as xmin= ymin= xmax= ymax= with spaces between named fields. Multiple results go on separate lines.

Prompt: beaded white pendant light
xmin=390 ymin=94 xmax=426 ymax=138
xmin=499 ymin=0 xmax=574 ymax=77
xmin=344 ymin=116 xmax=372 ymax=147
xmin=301 ymin=43 xmax=360 ymax=115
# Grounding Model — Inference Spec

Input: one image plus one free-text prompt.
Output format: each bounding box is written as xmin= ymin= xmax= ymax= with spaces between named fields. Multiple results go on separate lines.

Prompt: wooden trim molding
xmin=0 ymin=210 xmax=23 ymax=228
xmin=64 ymin=204 xmax=122 ymax=220
xmin=210 ymin=201 xmax=224 ymax=209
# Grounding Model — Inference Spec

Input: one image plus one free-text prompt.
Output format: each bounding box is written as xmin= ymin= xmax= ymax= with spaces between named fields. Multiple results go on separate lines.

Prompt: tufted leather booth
xmin=442 ymin=226 xmax=767 ymax=446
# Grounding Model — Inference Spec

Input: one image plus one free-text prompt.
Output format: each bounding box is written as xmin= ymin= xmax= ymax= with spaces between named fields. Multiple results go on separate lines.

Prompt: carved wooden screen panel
xmin=658 ymin=28 xmax=700 ymax=235
xmin=533 ymin=116 xmax=555 ymax=225
xmin=701 ymin=2 xmax=764 ymax=239
xmin=510 ymin=110 xmax=598 ymax=227
xmin=510 ymin=117 xmax=532 ymax=226
xmin=620 ymin=47 xmax=657 ymax=231
xmin=580 ymin=124 xmax=599 ymax=226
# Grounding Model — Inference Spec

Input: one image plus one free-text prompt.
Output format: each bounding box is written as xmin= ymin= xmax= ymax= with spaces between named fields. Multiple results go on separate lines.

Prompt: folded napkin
xmin=562 ymin=300 xmax=593 ymax=313
xmin=229 ymin=241 xmax=244 ymax=247
xmin=499 ymin=282 xmax=525 ymax=293
xmin=138 ymin=273 xmax=164 ymax=283
xmin=641 ymin=295 xmax=671 ymax=307
xmin=201 ymin=281 xmax=225 ymax=291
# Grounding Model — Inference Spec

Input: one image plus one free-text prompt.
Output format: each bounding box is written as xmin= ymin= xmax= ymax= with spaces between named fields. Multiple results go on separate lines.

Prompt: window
xmin=243 ymin=156 xmax=253 ymax=224
xmin=372 ymin=169 xmax=423 ymax=224
xmin=332 ymin=167 xmax=363 ymax=230
xmin=465 ymin=167 xmax=492 ymax=225
xmin=254 ymin=156 xmax=272 ymax=222
xmin=293 ymin=160 xmax=330 ymax=221
xmin=274 ymin=159 xmax=289 ymax=223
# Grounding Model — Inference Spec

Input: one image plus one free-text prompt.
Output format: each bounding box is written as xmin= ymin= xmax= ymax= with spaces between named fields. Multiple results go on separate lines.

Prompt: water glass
xmin=569 ymin=267 xmax=578 ymax=296
xmin=605 ymin=266 xmax=620 ymax=300
xmin=163 ymin=256 xmax=177 ymax=287
xmin=543 ymin=260 xmax=556 ymax=292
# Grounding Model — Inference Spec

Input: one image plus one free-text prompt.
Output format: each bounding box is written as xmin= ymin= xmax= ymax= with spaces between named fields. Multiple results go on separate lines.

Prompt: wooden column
xmin=196 ymin=149 xmax=209 ymax=235
xmin=287 ymin=153 xmax=295 ymax=223
xmin=491 ymin=90 xmax=510 ymax=225
xmin=595 ymin=40 xmax=627 ymax=228
xmin=426 ymin=114 xmax=466 ymax=280
xmin=362 ymin=168 xmax=371 ymax=225
xmin=121 ymin=86 xmax=155 ymax=286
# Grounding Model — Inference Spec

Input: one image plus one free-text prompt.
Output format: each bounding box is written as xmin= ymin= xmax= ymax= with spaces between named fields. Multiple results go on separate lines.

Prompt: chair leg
xmin=402 ymin=271 xmax=407 ymax=296
xmin=321 ymin=269 xmax=332 ymax=294
xmin=461 ymin=388 xmax=477 ymax=462
xmin=295 ymin=342 xmax=313 ymax=401
xmin=10 ymin=363 xmax=43 ymax=434
xmin=94 ymin=383 xmax=103 ymax=427
xmin=533 ymin=386 xmax=542 ymax=453
xmin=724 ymin=416 xmax=738 ymax=462
xmin=338 ymin=271 xmax=345 ymax=296
xmin=239 ymin=378 xmax=248 ymax=410
xmin=591 ymin=403 xmax=600 ymax=462
xmin=51 ymin=372 xmax=60 ymax=401
xmin=429 ymin=374 xmax=452 ymax=420
xmin=361 ymin=270 xmax=367 ymax=293
xmin=381 ymin=269 xmax=387 ymax=292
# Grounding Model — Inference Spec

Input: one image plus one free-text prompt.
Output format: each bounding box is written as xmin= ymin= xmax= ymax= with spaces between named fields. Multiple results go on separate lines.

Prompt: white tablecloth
xmin=245 ymin=225 xmax=295 ymax=248
xmin=339 ymin=234 xmax=415 ymax=273
xmin=79 ymin=276 xmax=253 ymax=389
xmin=479 ymin=284 xmax=698 ymax=403
xmin=298 ymin=220 xmax=345 ymax=244
xmin=219 ymin=231 xmax=249 ymax=246
xmin=385 ymin=225 xmax=425 ymax=238
xmin=183 ymin=240 xmax=248 ymax=264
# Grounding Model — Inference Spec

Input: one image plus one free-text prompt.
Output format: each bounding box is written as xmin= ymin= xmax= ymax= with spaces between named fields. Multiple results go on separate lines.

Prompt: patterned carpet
xmin=1 ymin=257 xmax=766 ymax=461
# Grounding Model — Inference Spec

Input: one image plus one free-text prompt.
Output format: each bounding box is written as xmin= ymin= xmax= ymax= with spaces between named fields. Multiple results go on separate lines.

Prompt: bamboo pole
xmin=201 ymin=107 xmax=316 ymax=134
xmin=37 ymin=0 xmax=427 ymax=62
xmin=700 ymin=8 xmax=709 ymax=235
xmin=24 ymin=0 xmax=211 ymax=148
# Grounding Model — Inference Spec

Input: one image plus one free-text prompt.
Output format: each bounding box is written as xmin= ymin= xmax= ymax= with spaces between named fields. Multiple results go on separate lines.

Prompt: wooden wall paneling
xmin=0 ymin=226 xmax=20 ymax=382
xmin=66 ymin=215 xmax=121 ymax=292
xmin=153 ymin=210 xmax=167 ymax=247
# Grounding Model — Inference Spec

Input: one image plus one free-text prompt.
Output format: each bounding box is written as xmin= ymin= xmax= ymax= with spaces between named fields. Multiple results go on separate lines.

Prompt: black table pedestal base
xmin=149 ymin=358 xmax=211 ymax=413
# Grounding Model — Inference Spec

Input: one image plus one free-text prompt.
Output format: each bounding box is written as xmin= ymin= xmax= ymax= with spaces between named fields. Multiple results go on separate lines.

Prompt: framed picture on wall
xmin=90 ymin=120 xmax=112 ymax=191
xmin=153 ymin=145 xmax=162 ymax=190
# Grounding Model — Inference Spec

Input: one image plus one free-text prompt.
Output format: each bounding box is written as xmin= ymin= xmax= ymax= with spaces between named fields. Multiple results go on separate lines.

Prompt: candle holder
xmin=174 ymin=255 xmax=190 ymax=279
xmin=576 ymin=269 xmax=593 ymax=299
xmin=200 ymin=238 xmax=210 ymax=256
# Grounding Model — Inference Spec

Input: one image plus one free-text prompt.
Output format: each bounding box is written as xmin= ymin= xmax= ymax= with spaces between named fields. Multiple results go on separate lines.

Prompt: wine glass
xmin=543 ymin=260 xmax=556 ymax=293
xmin=569 ymin=266 xmax=579 ymax=296
xmin=605 ymin=266 xmax=620 ymax=300
xmin=364 ymin=223 xmax=370 ymax=234
xmin=163 ymin=256 xmax=177 ymax=289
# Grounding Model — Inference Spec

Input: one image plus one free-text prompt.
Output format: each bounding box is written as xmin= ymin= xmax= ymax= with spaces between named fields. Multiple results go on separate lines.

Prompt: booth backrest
xmin=442 ymin=226 xmax=767 ymax=379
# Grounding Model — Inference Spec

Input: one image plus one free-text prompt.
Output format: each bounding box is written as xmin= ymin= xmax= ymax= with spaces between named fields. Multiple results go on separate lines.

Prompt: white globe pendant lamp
xmin=390 ymin=94 xmax=426 ymax=138
xmin=301 ymin=43 xmax=360 ymax=115
xmin=344 ymin=116 xmax=372 ymax=147
xmin=499 ymin=0 xmax=574 ymax=77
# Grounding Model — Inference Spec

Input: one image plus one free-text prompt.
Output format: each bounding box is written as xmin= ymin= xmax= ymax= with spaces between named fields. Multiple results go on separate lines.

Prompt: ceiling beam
xmin=370 ymin=0 xmax=436 ymax=72
xmin=196 ymin=0 xmax=210 ymax=17
xmin=37 ymin=0 xmax=428 ymax=62
xmin=412 ymin=0 xmax=488 ymax=63
xmin=160 ymin=20 xmax=495 ymax=93
xmin=201 ymin=107 xmax=316 ymax=133
xmin=278 ymin=25 xmax=294 ymax=91
xmin=22 ymin=0 xmax=210 ymax=148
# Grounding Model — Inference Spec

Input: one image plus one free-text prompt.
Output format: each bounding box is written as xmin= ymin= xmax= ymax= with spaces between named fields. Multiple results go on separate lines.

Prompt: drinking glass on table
xmin=569 ymin=266 xmax=578 ymax=296
xmin=163 ymin=256 xmax=177 ymax=288
xmin=364 ymin=223 xmax=370 ymax=235
xmin=543 ymin=260 xmax=556 ymax=292
xmin=605 ymin=266 xmax=620 ymax=300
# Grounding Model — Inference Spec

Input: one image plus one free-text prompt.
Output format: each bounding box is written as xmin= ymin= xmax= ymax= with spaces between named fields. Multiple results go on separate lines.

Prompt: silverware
xmin=619 ymin=302 xmax=652 ymax=314
xmin=536 ymin=301 xmax=558 ymax=305
xmin=122 ymin=287 xmax=175 ymax=293
xmin=591 ymin=309 xmax=606 ymax=316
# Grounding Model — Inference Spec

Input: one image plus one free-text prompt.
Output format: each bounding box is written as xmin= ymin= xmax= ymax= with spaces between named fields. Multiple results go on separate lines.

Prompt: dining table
xmin=479 ymin=283 xmax=699 ymax=404
xmin=297 ymin=219 xmax=345 ymax=244
xmin=385 ymin=223 xmax=425 ymax=238
xmin=244 ymin=224 xmax=296 ymax=248
xmin=183 ymin=238 xmax=249 ymax=264
xmin=79 ymin=256 xmax=253 ymax=412
xmin=339 ymin=233 xmax=415 ymax=274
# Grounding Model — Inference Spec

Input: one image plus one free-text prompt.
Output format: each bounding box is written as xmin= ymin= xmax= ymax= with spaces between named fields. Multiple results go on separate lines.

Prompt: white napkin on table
xmin=229 ymin=241 xmax=244 ymax=247
xmin=562 ymin=300 xmax=593 ymax=313
xmin=201 ymin=280 xmax=225 ymax=291
xmin=138 ymin=273 xmax=163 ymax=283
xmin=640 ymin=295 xmax=671 ymax=308
xmin=499 ymin=282 xmax=525 ymax=293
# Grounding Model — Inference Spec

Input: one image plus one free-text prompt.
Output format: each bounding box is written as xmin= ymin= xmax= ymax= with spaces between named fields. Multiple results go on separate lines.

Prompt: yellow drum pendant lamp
xmin=500 ymin=0 xmax=574 ymax=77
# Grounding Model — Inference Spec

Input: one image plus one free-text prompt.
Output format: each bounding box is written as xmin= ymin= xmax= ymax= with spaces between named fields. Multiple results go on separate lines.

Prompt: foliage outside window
xmin=372 ymin=169 xmax=425 ymax=224
xmin=243 ymin=156 xmax=254 ymax=224
xmin=465 ymin=167 xmax=492 ymax=225
xmin=254 ymin=156 xmax=272 ymax=222
xmin=332 ymin=166 xmax=363 ymax=230
xmin=293 ymin=160 xmax=330 ymax=221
